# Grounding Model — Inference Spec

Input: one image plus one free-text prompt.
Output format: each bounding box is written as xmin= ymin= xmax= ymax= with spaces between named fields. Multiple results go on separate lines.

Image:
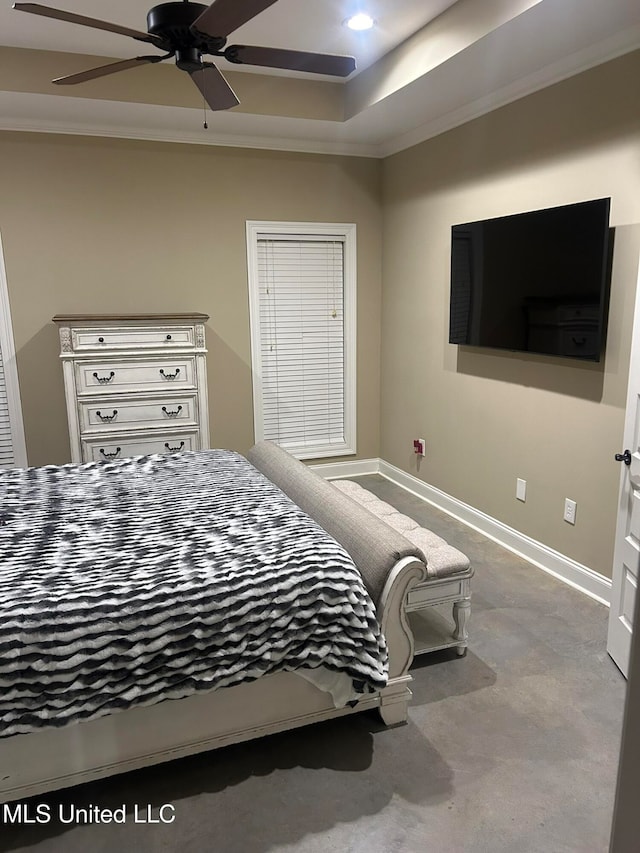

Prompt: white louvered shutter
xmin=248 ymin=223 xmax=356 ymax=460
xmin=0 ymin=234 xmax=26 ymax=469
xmin=0 ymin=346 xmax=15 ymax=467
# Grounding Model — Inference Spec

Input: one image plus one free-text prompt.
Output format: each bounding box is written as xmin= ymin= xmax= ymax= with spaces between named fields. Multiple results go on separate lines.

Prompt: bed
xmin=0 ymin=440 xmax=427 ymax=803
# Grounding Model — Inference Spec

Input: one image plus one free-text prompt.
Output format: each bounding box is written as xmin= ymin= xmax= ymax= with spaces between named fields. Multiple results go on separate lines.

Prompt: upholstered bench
xmin=332 ymin=480 xmax=473 ymax=656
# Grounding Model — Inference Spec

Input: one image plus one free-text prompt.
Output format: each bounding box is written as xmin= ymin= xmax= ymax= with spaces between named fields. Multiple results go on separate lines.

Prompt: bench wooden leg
xmin=453 ymin=598 xmax=471 ymax=655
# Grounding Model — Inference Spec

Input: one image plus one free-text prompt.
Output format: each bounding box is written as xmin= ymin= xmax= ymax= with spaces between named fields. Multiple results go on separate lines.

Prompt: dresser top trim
xmin=52 ymin=313 xmax=209 ymax=324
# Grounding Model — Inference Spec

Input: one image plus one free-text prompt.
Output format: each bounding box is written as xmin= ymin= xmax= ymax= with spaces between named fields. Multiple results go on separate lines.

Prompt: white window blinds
xmin=247 ymin=222 xmax=356 ymax=460
xmin=0 ymin=350 xmax=15 ymax=467
xmin=0 ymin=233 xmax=27 ymax=469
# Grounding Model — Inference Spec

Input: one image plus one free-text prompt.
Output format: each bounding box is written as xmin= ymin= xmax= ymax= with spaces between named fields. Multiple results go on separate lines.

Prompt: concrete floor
xmin=1 ymin=475 xmax=626 ymax=853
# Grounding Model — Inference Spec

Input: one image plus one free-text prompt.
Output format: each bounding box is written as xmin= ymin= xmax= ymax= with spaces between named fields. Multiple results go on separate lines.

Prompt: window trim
xmin=0 ymin=232 xmax=27 ymax=468
xmin=246 ymin=220 xmax=357 ymax=460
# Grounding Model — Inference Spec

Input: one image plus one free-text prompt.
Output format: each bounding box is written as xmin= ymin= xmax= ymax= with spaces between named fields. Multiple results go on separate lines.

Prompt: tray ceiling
xmin=1 ymin=0 xmax=639 ymax=156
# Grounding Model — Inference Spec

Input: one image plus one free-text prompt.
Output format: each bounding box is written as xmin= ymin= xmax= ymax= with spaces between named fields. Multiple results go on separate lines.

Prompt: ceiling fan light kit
xmin=13 ymin=0 xmax=357 ymax=114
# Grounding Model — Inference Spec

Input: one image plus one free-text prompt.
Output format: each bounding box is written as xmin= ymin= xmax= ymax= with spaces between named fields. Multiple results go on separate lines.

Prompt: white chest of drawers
xmin=53 ymin=313 xmax=210 ymax=464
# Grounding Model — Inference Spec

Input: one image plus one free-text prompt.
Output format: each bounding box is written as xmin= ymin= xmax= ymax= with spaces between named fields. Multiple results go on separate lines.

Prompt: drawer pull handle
xmin=98 ymin=337 xmax=105 ymax=343
xmin=166 ymin=334 xmax=172 ymax=340
xmin=159 ymin=368 xmax=180 ymax=380
xmin=96 ymin=409 xmax=118 ymax=422
xmin=93 ymin=371 xmax=115 ymax=384
xmin=164 ymin=441 xmax=185 ymax=453
xmin=100 ymin=447 xmax=121 ymax=459
xmin=162 ymin=405 xmax=183 ymax=418
xmin=571 ymin=336 xmax=587 ymax=346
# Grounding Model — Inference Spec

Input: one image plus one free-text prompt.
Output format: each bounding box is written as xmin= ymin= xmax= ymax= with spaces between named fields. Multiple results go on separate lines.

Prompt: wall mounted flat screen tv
xmin=449 ymin=198 xmax=612 ymax=361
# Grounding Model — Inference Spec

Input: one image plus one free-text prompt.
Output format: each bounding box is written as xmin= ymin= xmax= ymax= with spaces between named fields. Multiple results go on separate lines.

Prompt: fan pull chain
xmin=200 ymin=66 xmax=208 ymax=130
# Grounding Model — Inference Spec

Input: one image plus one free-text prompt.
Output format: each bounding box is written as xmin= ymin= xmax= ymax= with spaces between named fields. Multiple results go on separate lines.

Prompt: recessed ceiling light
xmin=345 ymin=13 xmax=375 ymax=31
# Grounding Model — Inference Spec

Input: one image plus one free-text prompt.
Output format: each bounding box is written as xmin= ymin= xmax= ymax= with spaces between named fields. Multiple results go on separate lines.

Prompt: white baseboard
xmin=314 ymin=457 xmax=611 ymax=606
xmin=377 ymin=460 xmax=611 ymax=606
xmin=309 ymin=458 xmax=380 ymax=479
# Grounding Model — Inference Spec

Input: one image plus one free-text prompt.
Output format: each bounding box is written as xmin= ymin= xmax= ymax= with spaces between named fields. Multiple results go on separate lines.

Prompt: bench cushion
xmin=332 ymin=480 xmax=471 ymax=580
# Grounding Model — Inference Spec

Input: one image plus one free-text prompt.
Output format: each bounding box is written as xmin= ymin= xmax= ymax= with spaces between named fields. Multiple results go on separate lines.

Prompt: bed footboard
xmin=376 ymin=556 xmax=427 ymax=725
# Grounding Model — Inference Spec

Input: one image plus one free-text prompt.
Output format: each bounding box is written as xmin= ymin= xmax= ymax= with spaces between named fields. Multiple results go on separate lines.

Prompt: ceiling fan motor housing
xmin=147 ymin=2 xmax=226 ymax=55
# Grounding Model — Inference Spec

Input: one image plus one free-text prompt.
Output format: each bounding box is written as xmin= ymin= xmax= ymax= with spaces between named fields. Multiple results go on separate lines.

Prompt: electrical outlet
xmin=564 ymin=498 xmax=577 ymax=525
xmin=413 ymin=439 xmax=426 ymax=456
xmin=516 ymin=478 xmax=527 ymax=502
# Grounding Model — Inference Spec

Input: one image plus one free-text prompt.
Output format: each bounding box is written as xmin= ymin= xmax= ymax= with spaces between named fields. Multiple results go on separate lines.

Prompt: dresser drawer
xmin=525 ymin=302 xmax=600 ymax=326
xmin=78 ymin=394 xmax=199 ymax=433
xmin=76 ymin=358 xmax=196 ymax=396
xmin=71 ymin=325 xmax=196 ymax=352
xmin=82 ymin=431 xmax=200 ymax=463
xmin=559 ymin=329 xmax=599 ymax=358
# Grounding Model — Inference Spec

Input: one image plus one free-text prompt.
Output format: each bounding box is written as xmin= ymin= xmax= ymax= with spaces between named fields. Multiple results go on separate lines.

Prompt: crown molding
xmin=0 ymin=91 xmax=381 ymax=158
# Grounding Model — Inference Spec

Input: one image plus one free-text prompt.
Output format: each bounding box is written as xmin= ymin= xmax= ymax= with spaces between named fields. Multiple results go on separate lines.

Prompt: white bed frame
xmin=0 ymin=556 xmax=425 ymax=804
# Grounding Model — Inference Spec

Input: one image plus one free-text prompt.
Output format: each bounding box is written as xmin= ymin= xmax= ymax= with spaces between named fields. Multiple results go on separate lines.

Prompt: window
xmin=247 ymin=221 xmax=356 ymax=460
xmin=0 ymin=233 xmax=27 ymax=468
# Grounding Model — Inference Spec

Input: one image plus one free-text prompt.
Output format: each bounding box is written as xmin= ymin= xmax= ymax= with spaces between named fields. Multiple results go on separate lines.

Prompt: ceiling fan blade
xmin=190 ymin=63 xmax=240 ymax=111
xmin=226 ymin=45 xmax=356 ymax=77
xmin=13 ymin=3 xmax=164 ymax=46
xmin=53 ymin=55 xmax=164 ymax=85
xmin=192 ymin=0 xmax=278 ymax=39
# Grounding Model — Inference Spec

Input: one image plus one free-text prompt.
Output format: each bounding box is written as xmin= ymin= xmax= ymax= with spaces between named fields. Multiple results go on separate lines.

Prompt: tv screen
xmin=449 ymin=198 xmax=612 ymax=361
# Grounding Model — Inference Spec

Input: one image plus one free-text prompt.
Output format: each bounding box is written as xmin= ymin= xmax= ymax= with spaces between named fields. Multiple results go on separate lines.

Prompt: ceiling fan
xmin=13 ymin=0 xmax=357 ymax=112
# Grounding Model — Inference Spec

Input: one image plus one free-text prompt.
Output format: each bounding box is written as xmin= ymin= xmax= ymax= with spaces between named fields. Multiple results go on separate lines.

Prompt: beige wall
xmin=2 ymin=51 xmax=639 ymax=578
xmin=381 ymin=51 xmax=640 ymax=578
xmin=0 ymin=46 xmax=346 ymax=120
xmin=0 ymin=133 xmax=382 ymax=466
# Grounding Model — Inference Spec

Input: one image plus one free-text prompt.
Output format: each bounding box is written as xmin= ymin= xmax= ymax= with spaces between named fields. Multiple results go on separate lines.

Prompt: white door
xmin=608 ymin=263 xmax=640 ymax=676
